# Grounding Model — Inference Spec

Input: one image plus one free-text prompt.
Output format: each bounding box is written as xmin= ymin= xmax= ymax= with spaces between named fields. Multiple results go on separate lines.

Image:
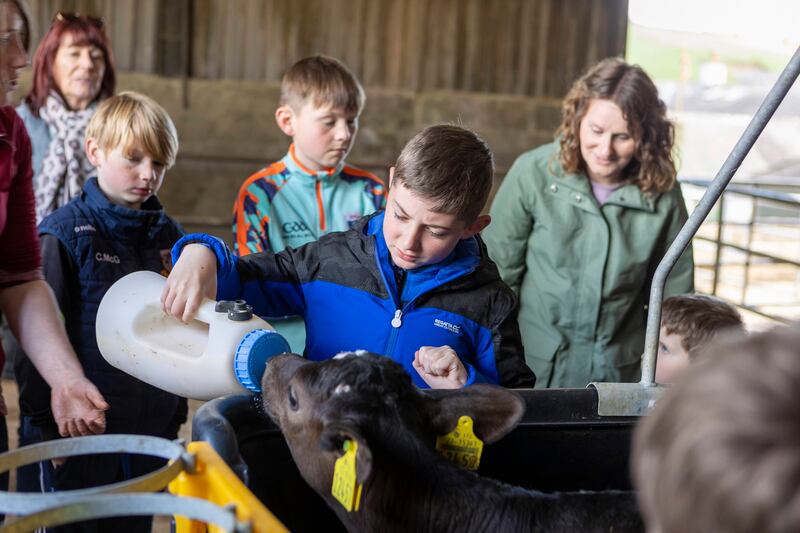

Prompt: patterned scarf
xmin=34 ymin=93 xmax=97 ymax=223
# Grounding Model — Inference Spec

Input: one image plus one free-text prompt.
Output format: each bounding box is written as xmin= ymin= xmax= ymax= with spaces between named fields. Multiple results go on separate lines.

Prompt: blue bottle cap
xmin=233 ymin=329 xmax=291 ymax=392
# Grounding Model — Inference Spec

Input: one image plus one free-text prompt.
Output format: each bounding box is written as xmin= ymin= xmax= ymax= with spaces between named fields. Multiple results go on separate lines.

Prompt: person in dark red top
xmin=0 ymin=0 xmax=108 ymax=456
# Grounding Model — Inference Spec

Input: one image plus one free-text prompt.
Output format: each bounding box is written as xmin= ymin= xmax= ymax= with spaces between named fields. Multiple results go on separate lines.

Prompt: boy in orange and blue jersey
xmin=232 ymin=56 xmax=384 ymax=351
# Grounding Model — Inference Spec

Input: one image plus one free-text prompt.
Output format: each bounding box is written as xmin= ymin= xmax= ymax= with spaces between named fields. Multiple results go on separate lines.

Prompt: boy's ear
xmin=84 ymin=137 xmax=102 ymax=166
xmin=275 ymin=105 xmax=296 ymax=137
xmin=460 ymin=214 xmax=491 ymax=239
xmin=426 ymin=385 xmax=525 ymax=444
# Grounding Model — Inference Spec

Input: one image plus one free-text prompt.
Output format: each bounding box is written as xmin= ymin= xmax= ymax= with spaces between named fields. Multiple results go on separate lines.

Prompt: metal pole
xmin=640 ymin=45 xmax=800 ymax=386
xmin=711 ymin=193 xmax=725 ymax=295
xmin=741 ymin=196 xmax=758 ymax=306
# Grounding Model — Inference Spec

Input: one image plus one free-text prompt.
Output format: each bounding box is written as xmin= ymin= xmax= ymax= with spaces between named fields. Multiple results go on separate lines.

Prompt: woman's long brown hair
xmin=556 ymin=57 xmax=677 ymax=194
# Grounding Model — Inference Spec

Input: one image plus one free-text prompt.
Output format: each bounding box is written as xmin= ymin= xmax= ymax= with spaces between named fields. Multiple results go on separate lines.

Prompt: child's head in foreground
xmin=656 ymin=294 xmax=745 ymax=383
xmin=84 ymin=91 xmax=178 ymax=210
xmin=384 ymin=124 xmax=493 ymax=270
xmin=634 ymin=323 xmax=800 ymax=533
xmin=275 ymin=55 xmax=365 ymax=172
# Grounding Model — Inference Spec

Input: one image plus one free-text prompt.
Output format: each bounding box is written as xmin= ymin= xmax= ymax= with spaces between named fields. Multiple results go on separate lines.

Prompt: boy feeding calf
xmin=262 ymin=352 xmax=643 ymax=532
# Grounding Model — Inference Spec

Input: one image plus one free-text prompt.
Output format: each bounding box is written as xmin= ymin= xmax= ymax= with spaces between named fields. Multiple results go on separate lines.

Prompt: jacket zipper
xmin=374 ymin=232 xmax=481 ymax=358
xmin=385 ymin=307 xmax=406 ymax=357
xmin=390 ymin=309 xmax=402 ymax=327
xmin=315 ymin=180 xmax=326 ymax=231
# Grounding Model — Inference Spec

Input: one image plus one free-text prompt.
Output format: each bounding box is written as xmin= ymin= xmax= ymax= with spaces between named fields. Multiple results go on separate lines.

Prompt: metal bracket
xmin=588 ymin=381 xmax=668 ymax=417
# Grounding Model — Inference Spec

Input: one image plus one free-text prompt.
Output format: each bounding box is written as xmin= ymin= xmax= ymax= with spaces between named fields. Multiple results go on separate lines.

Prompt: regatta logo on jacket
xmin=434 ymin=318 xmax=461 ymax=335
xmin=95 ymin=252 xmax=121 ymax=264
xmin=74 ymin=223 xmax=96 ymax=233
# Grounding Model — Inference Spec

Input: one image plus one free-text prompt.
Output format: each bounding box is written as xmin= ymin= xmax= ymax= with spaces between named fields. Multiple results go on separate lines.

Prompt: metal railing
xmin=681 ymin=177 xmax=800 ymax=324
xmin=590 ymin=44 xmax=800 ymax=415
xmin=0 ymin=435 xmax=287 ymax=532
xmin=639 ymin=44 xmax=800 ymax=388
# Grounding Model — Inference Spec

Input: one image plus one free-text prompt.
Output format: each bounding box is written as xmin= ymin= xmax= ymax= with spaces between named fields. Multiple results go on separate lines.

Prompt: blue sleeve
xmin=171 ymin=233 xmax=306 ymax=318
xmin=171 ymin=233 xmax=241 ymax=297
xmin=461 ymin=317 xmax=536 ymax=388
xmin=477 ymin=311 xmax=535 ymax=388
xmin=463 ymin=364 xmax=489 ymax=386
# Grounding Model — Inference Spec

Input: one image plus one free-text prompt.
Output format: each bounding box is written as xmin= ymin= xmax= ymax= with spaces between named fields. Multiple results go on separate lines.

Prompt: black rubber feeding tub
xmin=192 ymin=388 xmax=639 ymax=532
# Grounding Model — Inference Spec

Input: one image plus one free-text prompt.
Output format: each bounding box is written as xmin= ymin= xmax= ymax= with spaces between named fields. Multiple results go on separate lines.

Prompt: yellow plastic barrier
xmin=168 ymin=441 xmax=289 ymax=533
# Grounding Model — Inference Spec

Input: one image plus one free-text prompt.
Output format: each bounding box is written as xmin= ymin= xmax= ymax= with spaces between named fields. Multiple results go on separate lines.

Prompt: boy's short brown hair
xmin=280 ymin=55 xmax=365 ymax=114
xmin=86 ymin=91 xmax=179 ymax=168
xmin=661 ymin=294 xmax=744 ymax=359
xmin=392 ymin=125 xmax=494 ymax=223
xmin=633 ymin=324 xmax=800 ymax=533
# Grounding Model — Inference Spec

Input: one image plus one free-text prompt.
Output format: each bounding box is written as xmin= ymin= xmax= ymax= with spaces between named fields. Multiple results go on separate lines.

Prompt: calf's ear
xmin=320 ymin=423 xmax=373 ymax=485
xmin=427 ymin=385 xmax=525 ymax=444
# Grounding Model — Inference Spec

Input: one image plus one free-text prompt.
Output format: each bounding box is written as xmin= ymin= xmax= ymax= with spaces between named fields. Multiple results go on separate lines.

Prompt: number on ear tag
xmin=331 ymin=440 xmax=363 ymax=512
xmin=436 ymin=415 xmax=484 ymax=471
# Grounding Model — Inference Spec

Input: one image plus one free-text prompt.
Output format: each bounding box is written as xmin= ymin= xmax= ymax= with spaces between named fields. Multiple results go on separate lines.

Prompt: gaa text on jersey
xmin=282 ymin=221 xmax=312 ymax=234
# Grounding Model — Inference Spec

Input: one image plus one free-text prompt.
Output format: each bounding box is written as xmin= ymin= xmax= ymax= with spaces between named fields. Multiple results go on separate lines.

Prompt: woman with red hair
xmin=16 ymin=10 xmax=115 ymax=222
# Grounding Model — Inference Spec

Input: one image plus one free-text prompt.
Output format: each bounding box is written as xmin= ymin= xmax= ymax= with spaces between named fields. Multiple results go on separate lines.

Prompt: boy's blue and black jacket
xmin=175 ymin=211 xmax=535 ymax=388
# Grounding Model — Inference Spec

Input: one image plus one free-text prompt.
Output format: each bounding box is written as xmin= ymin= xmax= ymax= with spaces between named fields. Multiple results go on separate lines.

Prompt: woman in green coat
xmin=484 ymin=58 xmax=694 ymax=388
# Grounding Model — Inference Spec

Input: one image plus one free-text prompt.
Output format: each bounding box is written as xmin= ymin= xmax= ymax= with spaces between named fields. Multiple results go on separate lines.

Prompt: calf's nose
xmin=263 ymin=353 xmax=307 ymax=392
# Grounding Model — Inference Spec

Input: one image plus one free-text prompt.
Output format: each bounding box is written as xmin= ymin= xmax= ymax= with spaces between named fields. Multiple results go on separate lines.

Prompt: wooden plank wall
xmin=24 ymin=0 xmax=161 ymax=72
xmin=22 ymin=0 xmax=628 ymax=98
xmin=190 ymin=0 xmax=628 ymax=97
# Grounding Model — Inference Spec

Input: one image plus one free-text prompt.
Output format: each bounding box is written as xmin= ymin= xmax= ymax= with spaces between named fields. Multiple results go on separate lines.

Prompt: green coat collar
xmin=550 ymin=171 xmax=657 ymax=214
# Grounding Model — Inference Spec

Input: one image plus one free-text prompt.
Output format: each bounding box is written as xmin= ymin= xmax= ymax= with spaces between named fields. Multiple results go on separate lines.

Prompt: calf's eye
xmin=288 ymin=385 xmax=299 ymax=411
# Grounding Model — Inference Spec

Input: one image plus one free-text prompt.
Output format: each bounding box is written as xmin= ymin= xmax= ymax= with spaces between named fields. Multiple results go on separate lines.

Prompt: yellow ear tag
xmin=435 ymin=415 xmax=484 ymax=471
xmin=331 ymin=440 xmax=363 ymax=512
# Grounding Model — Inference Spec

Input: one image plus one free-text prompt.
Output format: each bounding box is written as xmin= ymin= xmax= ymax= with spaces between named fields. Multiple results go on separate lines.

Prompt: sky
xmin=628 ymin=0 xmax=800 ymax=54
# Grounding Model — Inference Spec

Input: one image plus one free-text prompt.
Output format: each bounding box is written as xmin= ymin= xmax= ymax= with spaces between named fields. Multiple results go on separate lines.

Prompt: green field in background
xmin=625 ymin=24 xmax=789 ymax=82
